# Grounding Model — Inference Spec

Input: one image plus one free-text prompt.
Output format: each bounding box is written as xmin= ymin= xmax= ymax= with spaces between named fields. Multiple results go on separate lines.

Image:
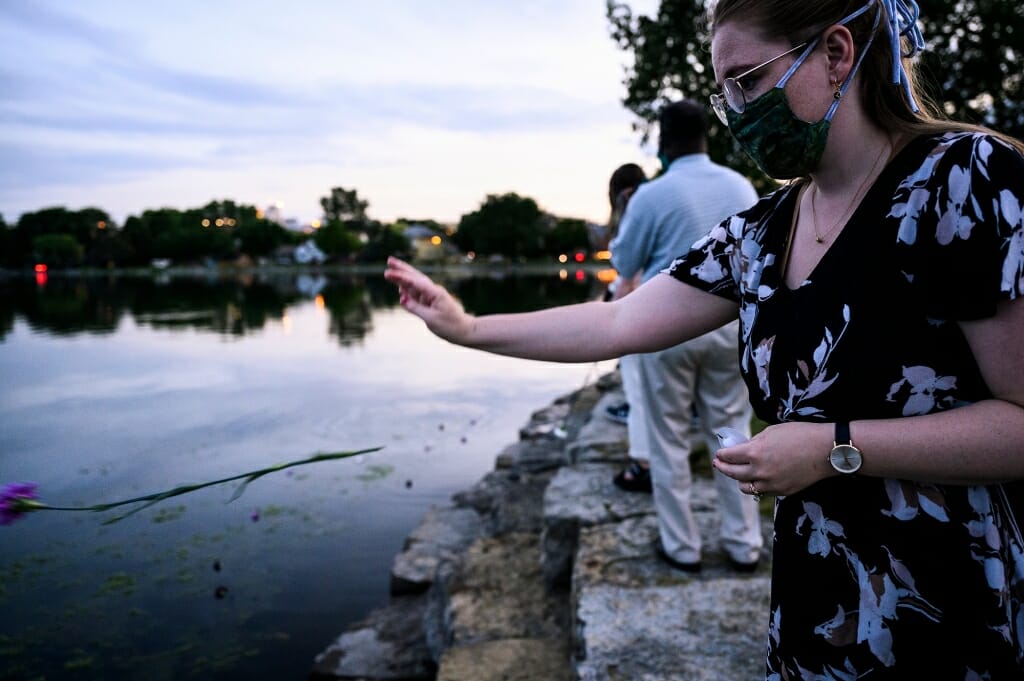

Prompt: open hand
xmin=384 ymin=257 xmax=474 ymax=344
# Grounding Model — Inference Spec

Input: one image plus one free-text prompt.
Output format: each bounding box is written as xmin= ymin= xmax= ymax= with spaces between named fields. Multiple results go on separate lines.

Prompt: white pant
xmin=624 ymin=320 xmax=762 ymax=565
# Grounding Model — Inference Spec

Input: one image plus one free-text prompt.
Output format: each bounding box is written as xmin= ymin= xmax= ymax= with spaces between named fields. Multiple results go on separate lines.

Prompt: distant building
xmin=294 ymin=240 xmax=326 ymax=264
xmin=264 ymin=203 xmax=285 ymax=226
xmin=403 ymin=223 xmax=454 ymax=262
xmin=271 ymin=240 xmax=326 ymax=265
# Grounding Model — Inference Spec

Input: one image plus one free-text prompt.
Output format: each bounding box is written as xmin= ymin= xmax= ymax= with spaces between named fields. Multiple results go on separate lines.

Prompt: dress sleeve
xmin=891 ymin=133 xmax=1024 ymax=321
xmin=663 ymin=211 xmax=749 ymax=302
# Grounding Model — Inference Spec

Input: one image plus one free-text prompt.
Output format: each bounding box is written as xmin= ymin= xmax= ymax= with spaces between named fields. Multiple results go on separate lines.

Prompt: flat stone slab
xmin=453 ymin=468 xmax=559 ymax=536
xmin=571 ymin=493 xmax=773 ymax=589
xmin=541 ymin=463 xmax=656 ymax=586
xmin=435 ymin=533 xmax=568 ymax=650
xmin=437 ymin=638 xmax=574 ymax=681
xmin=566 ymin=390 xmax=630 ymax=464
xmin=391 ymin=505 xmax=485 ymax=595
xmin=494 ymin=439 xmax=569 ymax=473
xmin=573 ymin=580 xmax=770 ymax=681
xmin=544 ymin=463 xmax=656 ymax=528
xmin=571 ymin=484 xmax=774 ymax=681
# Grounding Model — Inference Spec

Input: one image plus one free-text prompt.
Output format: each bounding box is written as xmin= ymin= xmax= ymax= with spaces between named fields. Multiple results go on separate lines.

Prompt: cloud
xmin=0 ymin=1 xmax=654 ymax=224
xmin=0 ymin=2 xmax=131 ymax=53
xmin=0 ymin=142 xmax=197 ymax=189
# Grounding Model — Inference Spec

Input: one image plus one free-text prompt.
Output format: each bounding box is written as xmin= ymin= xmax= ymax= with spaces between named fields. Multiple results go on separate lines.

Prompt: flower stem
xmin=37 ymin=447 xmax=380 ymax=524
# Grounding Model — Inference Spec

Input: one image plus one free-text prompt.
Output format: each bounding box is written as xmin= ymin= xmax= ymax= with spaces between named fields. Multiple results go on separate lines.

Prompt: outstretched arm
xmin=384 ymin=257 xmax=738 ymax=363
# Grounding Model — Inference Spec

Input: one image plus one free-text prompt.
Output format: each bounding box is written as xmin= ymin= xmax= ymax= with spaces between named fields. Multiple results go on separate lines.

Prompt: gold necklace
xmin=808 ymin=142 xmax=891 ymax=244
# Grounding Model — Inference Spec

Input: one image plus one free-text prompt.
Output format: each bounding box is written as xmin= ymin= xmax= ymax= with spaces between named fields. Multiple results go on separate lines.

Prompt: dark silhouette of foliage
xmin=454 ymin=193 xmax=548 ymax=258
xmin=314 ymin=220 xmax=362 ymax=259
xmin=358 ymin=223 xmax=412 ymax=263
xmin=545 ymin=217 xmax=592 ymax=255
xmin=32 ymin=234 xmax=84 ymax=266
xmin=9 ymin=207 xmax=114 ymax=267
xmin=320 ymin=187 xmax=370 ymax=227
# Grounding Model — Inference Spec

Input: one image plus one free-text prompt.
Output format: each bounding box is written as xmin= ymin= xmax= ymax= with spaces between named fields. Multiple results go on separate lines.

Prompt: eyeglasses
xmin=710 ymin=42 xmax=809 ymax=125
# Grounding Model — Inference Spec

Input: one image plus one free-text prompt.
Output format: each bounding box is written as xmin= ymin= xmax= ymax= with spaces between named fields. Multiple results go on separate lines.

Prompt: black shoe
xmin=613 ymin=460 xmax=652 ymax=493
xmin=604 ymin=402 xmax=629 ymax=425
xmin=655 ymin=546 xmax=702 ymax=573
xmin=727 ymin=557 xmax=760 ymax=573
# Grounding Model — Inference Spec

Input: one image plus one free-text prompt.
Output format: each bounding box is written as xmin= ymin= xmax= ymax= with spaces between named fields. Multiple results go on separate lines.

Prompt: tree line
xmin=0 ymin=188 xmax=594 ymax=269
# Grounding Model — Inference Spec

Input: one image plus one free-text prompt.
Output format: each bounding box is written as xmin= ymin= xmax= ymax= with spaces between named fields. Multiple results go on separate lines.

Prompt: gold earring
xmin=832 ymin=79 xmax=842 ymax=101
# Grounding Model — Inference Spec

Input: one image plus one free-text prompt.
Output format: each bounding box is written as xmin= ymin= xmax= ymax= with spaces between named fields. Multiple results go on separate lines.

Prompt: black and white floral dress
xmin=667 ymin=131 xmax=1024 ymax=679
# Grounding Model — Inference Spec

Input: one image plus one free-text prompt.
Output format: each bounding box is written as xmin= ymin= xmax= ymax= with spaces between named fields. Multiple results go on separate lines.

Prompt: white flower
xmin=935 ymin=165 xmax=975 ymax=245
xmin=798 ymin=501 xmax=845 ymax=557
xmin=999 ymin=189 xmax=1024 ymax=296
xmin=886 ymin=365 xmax=958 ymax=416
xmin=891 ymin=188 xmax=931 ymax=245
xmin=856 ymin=563 xmax=899 ymax=667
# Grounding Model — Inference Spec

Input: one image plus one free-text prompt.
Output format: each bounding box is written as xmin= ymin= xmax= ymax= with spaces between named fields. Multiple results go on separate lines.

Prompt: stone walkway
xmin=311 ymin=372 xmax=773 ymax=681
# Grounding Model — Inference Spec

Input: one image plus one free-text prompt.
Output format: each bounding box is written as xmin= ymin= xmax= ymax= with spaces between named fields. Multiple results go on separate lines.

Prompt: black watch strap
xmin=835 ymin=421 xmax=852 ymax=445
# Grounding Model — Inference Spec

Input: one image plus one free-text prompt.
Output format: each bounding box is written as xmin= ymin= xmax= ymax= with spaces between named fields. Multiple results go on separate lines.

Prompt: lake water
xmin=0 ymin=269 xmax=615 ymax=681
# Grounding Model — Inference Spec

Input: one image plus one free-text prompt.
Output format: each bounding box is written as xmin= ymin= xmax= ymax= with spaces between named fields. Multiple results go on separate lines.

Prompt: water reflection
xmin=0 ymin=268 xmax=612 ymax=681
xmin=0 ymin=268 xmax=605 ymax=345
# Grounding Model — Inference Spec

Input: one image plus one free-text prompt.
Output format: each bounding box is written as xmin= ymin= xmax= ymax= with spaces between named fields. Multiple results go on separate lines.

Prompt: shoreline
xmin=310 ymin=371 xmax=772 ymax=681
xmin=0 ymin=261 xmax=613 ymax=280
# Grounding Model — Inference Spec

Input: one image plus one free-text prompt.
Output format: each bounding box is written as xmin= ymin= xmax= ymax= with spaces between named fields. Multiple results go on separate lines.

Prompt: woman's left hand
xmin=713 ymin=422 xmax=836 ymax=499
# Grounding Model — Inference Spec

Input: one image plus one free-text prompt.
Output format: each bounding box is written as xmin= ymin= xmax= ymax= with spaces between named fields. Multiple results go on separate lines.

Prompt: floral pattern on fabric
xmin=668 ymin=132 xmax=1024 ymax=679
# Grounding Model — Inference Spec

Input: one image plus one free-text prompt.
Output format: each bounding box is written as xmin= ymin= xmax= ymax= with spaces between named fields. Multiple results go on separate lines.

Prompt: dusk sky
xmin=0 ymin=0 xmax=665 ymax=227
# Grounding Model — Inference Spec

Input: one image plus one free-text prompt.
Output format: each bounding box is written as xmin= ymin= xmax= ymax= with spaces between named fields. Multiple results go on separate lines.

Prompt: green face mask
xmin=725 ymin=87 xmax=832 ymax=180
xmin=726 ymin=0 xmax=881 ymax=179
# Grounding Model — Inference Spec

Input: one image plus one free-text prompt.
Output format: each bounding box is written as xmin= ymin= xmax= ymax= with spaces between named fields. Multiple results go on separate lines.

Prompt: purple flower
xmin=250 ymin=508 xmax=260 ymax=522
xmin=1 ymin=482 xmax=42 ymax=525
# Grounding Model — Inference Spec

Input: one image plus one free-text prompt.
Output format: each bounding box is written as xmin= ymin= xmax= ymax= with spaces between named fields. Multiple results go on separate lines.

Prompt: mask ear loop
xmin=774 ymin=37 xmax=824 ymax=92
xmin=772 ymin=0 xmax=877 ymax=107
xmin=822 ymin=3 xmax=883 ymax=123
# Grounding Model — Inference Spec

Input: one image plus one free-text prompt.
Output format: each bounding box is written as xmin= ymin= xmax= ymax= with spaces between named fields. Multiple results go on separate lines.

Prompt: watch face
xmin=829 ymin=444 xmax=863 ymax=474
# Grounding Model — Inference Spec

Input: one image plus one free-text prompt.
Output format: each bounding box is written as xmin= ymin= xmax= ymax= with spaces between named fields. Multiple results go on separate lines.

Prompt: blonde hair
xmin=708 ymin=0 xmax=1024 ymax=153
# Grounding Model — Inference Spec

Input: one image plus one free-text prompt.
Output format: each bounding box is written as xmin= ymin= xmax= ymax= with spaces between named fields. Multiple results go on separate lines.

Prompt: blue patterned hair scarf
xmin=879 ymin=0 xmax=926 ymax=112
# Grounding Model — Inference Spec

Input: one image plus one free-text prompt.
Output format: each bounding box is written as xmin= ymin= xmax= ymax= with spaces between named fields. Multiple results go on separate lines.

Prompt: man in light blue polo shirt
xmin=609 ymin=99 xmax=762 ymax=572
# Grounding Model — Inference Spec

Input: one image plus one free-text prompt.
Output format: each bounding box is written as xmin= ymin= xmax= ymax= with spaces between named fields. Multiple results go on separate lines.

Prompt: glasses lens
xmin=723 ymin=79 xmax=746 ymax=114
xmin=710 ymin=94 xmax=729 ymax=125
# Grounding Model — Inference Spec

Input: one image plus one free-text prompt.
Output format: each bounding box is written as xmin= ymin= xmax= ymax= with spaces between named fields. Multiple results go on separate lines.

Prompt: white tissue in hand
xmin=715 ymin=427 xmax=749 ymax=449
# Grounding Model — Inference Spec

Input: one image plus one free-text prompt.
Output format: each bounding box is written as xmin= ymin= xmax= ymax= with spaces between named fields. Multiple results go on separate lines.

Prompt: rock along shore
xmin=310 ymin=371 xmax=773 ymax=681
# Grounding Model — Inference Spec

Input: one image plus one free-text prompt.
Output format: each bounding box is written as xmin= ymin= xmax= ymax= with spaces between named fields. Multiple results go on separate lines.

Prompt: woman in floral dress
xmin=384 ymin=0 xmax=1024 ymax=677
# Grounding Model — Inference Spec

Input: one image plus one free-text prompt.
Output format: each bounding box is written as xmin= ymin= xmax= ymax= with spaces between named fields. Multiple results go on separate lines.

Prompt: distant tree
xmin=121 ymin=215 xmax=154 ymax=265
xmin=0 ymin=213 xmax=9 ymax=267
xmin=314 ymin=220 xmax=363 ymax=259
xmin=234 ymin=216 xmax=293 ymax=257
xmin=545 ymin=217 xmax=592 ymax=255
xmin=11 ymin=207 xmax=114 ymax=266
xmin=119 ymin=200 xmax=278 ymax=264
xmin=32 ymin=233 xmax=84 ymax=266
xmin=454 ymin=193 xmax=547 ymax=258
xmin=359 ymin=222 xmax=412 ymax=263
xmin=320 ymin=187 xmax=370 ymax=228
xmin=142 ymin=208 xmax=197 ymax=261
xmin=606 ymin=0 xmax=1024 ymax=185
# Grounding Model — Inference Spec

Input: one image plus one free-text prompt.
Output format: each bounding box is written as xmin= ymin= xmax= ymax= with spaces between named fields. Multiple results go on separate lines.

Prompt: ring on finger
xmin=749 ymin=480 xmax=762 ymax=502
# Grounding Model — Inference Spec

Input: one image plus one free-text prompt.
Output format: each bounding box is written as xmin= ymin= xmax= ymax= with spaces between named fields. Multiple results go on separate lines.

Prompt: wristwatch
xmin=828 ymin=421 xmax=863 ymax=474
